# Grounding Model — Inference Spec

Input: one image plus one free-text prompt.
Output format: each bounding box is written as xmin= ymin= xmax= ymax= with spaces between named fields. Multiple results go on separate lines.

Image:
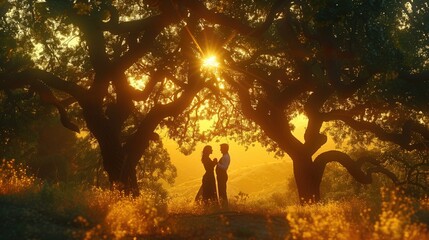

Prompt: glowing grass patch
xmin=372 ymin=188 xmax=429 ymax=240
xmin=286 ymin=189 xmax=429 ymax=240
xmin=82 ymin=188 xmax=168 ymax=239
xmin=0 ymin=159 xmax=37 ymax=194
xmin=286 ymin=201 xmax=356 ymax=240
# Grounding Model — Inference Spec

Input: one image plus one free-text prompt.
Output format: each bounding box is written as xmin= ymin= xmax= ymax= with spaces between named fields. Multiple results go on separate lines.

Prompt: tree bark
xmin=97 ymin=134 xmax=147 ymax=197
xmin=291 ymin=155 xmax=323 ymax=204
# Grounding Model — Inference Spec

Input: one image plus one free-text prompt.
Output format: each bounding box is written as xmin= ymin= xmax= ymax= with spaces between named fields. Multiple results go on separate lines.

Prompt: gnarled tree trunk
xmin=94 ymin=131 xmax=154 ymax=196
xmin=292 ymin=155 xmax=323 ymax=204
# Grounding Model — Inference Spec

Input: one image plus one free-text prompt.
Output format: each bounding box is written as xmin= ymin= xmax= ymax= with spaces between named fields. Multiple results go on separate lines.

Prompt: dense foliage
xmin=197 ymin=0 xmax=429 ymax=202
xmin=1 ymin=0 xmax=428 ymax=202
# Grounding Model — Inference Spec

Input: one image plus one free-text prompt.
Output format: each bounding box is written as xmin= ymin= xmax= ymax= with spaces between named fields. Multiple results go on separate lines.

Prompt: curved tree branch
xmin=248 ymin=0 xmax=290 ymax=37
xmin=402 ymin=162 xmax=429 ymax=192
xmin=322 ymin=111 xmax=429 ymax=151
xmin=115 ymin=14 xmax=177 ymax=72
xmin=303 ymin=87 xmax=332 ymax=154
xmin=122 ymin=83 xmax=205 ymax=166
xmin=184 ymin=0 xmax=288 ymax=36
xmin=102 ymin=14 xmax=166 ymax=34
xmin=314 ymin=150 xmax=399 ymax=185
xmin=0 ymin=69 xmax=86 ymax=132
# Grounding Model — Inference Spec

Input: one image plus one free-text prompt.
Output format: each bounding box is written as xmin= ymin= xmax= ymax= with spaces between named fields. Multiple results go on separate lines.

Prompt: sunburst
xmin=201 ymin=55 xmax=220 ymax=69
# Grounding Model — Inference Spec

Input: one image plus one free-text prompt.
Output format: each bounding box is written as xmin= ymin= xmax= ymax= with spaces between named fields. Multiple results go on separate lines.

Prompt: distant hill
xmin=167 ymin=161 xmax=294 ymax=200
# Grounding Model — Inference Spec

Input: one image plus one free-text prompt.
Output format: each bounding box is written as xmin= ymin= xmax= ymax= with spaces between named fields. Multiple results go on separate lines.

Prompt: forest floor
xmin=0 ymin=197 xmax=290 ymax=240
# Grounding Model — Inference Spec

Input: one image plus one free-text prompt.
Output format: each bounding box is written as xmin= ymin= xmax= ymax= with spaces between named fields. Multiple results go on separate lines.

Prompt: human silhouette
xmin=195 ymin=145 xmax=218 ymax=206
xmin=216 ymin=143 xmax=230 ymax=209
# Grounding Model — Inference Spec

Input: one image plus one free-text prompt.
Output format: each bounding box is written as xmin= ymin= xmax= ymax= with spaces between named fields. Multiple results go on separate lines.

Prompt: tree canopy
xmin=211 ymin=0 xmax=429 ymax=201
xmin=1 ymin=0 xmax=428 ymax=202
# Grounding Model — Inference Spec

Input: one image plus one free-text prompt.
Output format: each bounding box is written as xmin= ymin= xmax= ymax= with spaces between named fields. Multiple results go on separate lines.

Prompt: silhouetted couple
xmin=195 ymin=143 xmax=230 ymax=210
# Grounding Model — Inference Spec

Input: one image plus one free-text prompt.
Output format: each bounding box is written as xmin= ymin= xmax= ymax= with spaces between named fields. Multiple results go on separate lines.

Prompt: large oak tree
xmin=0 ymin=0 xmax=212 ymax=195
xmin=202 ymin=0 xmax=429 ymax=202
xmin=0 ymin=0 xmax=281 ymax=195
xmin=1 ymin=0 xmax=428 ymax=203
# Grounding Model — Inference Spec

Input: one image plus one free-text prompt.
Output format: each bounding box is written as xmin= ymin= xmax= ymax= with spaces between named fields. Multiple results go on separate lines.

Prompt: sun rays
xmin=201 ymin=55 xmax=220 ymax=69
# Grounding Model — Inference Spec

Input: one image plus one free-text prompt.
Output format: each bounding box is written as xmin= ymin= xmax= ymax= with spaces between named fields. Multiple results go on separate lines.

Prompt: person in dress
xmin=195 ymin=145 xmax=218 ymax=205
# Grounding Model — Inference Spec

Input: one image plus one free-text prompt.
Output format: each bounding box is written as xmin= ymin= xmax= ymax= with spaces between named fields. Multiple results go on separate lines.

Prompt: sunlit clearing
xmin=201 ymin=55 xmax=220 ymax=69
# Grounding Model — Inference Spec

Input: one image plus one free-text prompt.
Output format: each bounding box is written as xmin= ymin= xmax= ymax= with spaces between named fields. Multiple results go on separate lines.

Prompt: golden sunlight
xmin=201 ymin=55 xmax=220 ymax=69
xmin=128 ymin=75 xmax=149 ymax=91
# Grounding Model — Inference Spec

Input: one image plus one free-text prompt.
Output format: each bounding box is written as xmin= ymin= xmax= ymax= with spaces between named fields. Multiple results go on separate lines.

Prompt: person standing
xmin=216 ymin=143 xmax=230 ymax=209
xmin=195 ymin=145 xmax=218 ymax=206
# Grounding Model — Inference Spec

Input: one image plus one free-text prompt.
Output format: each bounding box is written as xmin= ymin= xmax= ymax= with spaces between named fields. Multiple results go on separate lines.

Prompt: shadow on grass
xmin=158 ymin=211 xmax=290 ymax=239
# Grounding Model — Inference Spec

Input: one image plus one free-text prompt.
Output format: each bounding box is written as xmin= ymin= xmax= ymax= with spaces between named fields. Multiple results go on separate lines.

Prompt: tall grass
xmin=0 ymin=159 xmax=37 ymax=194
xmin=0 ymin=159 xmax=168 ymax=239
xmin=1 ymin=159 xmax=428 ymax=239
xmin=285 ymin=189 xmax=429 ymax=240
xmin=372 ymin=188 xmax=429 ymax=240
xmin=81 ymin=188 xmax=167 ymax=239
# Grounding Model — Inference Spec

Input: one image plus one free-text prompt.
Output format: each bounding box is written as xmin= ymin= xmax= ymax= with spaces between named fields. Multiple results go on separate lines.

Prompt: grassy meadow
xmin=0 ymin=159 xmax=428 ymax=240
